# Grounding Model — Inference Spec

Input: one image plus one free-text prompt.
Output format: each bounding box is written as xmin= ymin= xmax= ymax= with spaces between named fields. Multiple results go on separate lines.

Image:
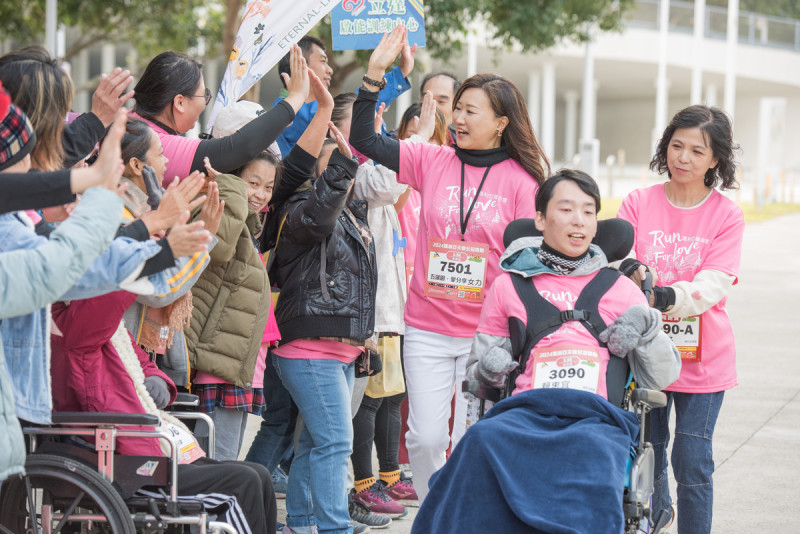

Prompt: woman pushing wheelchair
xmin=413 ymin=170 xmax=681 ymax=533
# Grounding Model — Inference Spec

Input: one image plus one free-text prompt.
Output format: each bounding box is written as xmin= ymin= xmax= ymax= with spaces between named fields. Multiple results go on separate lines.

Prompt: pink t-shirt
xmin=617 ymin=184 xmax=744 ymax=393
xmin=398 ymin=141 xmax=539 ymax=338
xmin=131 ymin=112 xmax=201 ymax=188
xmin=478 ymin=271 xmax=647 ymax=400
xmin=272 ymin=339 xmax=362 ymax=364
xmin=397 ymin=188 xmax=421 ymax=293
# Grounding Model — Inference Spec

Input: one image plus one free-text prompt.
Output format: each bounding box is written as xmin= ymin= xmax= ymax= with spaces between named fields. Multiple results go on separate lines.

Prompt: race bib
xmin=530 ymin=345 xmax=602 ymax=394
xmin=424 ymin=237 xmax=489 ymax=302
xmin=662 ymin=314 xmax=702 ymax=362
xmin=163 ymin=421 xmax=206 ymax=464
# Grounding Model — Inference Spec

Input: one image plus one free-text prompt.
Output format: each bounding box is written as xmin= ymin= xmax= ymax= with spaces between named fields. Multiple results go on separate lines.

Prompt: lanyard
xmin=459 ymin=162 xmax=493 ymax=241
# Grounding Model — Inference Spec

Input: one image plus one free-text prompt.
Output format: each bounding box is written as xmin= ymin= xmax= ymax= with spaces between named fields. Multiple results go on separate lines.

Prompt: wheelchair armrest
xmin=173 ymin=392 xmax=200 ymax=406
xmin=51 ymin=412 xmax=160 ymax=426
xmin=462 ymin=380 xmax=502 ymax=403
xmin=631 ymin=389 xmax=667 ymax=410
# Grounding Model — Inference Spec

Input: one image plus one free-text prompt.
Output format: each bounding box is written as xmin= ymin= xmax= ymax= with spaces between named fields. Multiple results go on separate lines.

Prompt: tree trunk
xmin=223 ymin=0 xmax=245 ymax=60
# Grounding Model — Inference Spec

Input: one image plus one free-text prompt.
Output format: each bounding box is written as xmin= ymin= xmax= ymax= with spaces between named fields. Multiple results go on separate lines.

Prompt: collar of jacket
xmin=453 ymin=145 xmax=510 ymax=167
xmin=499 ymin=236 xmax=608 ymax=278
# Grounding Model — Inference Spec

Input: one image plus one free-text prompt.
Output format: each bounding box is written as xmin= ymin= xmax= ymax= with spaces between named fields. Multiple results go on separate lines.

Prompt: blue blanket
xmin=412 ymin=389 xmax=639 ymax=534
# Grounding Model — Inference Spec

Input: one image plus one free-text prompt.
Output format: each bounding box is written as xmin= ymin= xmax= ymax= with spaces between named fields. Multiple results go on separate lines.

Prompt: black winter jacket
xmin=273 ymin=149 xmax=377 ymax=345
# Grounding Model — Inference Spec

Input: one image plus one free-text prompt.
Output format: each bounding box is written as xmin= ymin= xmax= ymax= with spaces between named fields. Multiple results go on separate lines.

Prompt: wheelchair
xmin=461 ymin=217 xmax=672 ymax=534
xmin=0 ymin=393 xmax=238 ymax=534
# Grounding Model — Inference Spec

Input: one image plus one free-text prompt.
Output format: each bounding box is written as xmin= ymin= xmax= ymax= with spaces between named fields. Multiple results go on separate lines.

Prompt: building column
xmin=467 ymin=32 xmax=478 ymax=78
xmin=540 ymin=61 xmax=556 ymax=162
xmin=724 ymin=0 xmax=739 ymax=120
xmin=45 ymin=0 xmax=57 ymax=55
xmin=73 ymin=49 xmax=90 ymax=113
xmin=691 ymin=0 xmax=706 ymax=104
xmin=527 ymin=70 xmax=541 ymax=135
xmin=394 ymin=89 xmax=412 ymax=131
xmin=579 ymin=38 xmax=599 ymax=178
xmin=563 ymin=90 xmax=579 ymax=163
xmin=705 ymin=83 xmax=718 ymax=107
xmin=101 ymin=44 xmax=115 ymax=75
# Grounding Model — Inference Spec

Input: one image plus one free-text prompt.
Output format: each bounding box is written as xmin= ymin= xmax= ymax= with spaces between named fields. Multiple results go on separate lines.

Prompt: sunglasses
xmin=192 ymin=88 xmax=212 ymax=106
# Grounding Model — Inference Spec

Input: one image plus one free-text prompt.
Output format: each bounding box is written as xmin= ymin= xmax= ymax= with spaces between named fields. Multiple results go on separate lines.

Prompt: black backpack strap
xmin=509 ymin=267 xmax=631 ymax=408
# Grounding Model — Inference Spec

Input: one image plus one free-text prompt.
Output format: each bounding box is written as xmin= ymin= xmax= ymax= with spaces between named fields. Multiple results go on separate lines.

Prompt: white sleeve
xmin=666 ymin=269 xmax=736 ymax=318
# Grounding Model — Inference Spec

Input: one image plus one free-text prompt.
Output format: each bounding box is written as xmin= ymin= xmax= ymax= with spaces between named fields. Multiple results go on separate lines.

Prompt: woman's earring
xmin=496 ymin=129 xmax=502 ymax=137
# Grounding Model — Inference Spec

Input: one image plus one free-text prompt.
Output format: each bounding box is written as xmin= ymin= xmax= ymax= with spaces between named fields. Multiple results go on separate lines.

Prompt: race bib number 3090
xmin=424 ymin=237 xmax=489 ymax=302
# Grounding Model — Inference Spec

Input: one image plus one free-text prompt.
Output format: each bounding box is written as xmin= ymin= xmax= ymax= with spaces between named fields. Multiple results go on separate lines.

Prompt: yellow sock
xmin=379 ymin=470 xmax=401 ymax=487
xmin=354 ymin=476 xmax=375 ymax=494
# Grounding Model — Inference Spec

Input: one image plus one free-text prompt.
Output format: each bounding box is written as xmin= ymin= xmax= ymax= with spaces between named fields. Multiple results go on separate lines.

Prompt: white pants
xmin=403 ymin=325 xmax=473 ymax=503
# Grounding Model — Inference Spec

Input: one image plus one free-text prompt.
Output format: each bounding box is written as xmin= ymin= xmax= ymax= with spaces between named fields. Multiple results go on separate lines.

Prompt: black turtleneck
xmin=349 ymin=89 xmax=512 ymax=172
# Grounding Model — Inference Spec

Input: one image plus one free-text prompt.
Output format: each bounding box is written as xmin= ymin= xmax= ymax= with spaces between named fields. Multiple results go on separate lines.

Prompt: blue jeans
xmin=650 ymin=391 xmax=725 ymax=534
xmin=274 ymin=355 xmax=355 ymax=534
xmin=245 ymin=350 xmax=297 ymax=472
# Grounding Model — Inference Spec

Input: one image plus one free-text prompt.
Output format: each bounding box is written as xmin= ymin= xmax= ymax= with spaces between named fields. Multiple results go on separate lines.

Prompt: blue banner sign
xmin=331 ymin=0 xmax=426 ymax=51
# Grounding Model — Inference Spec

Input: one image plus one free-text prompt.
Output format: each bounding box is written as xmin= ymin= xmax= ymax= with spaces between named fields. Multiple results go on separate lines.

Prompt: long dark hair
xmin=454 ymin=74 xmax=550 ymax=185
xmin=650 ymin=105 xmax=739 ymax=190
xmin=133 ymin=52 xmax=203 ymax=119
xmin=0 ymin=46 xmax=73 ymax=171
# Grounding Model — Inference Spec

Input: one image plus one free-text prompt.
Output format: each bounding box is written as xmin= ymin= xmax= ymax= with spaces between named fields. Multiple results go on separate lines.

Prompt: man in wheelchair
xmin=412 ymin=170 xmax=681 ymax=533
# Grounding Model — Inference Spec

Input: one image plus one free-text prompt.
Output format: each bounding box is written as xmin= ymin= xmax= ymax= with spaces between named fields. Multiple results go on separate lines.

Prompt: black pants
xmin=351 ymin=389 xmax=406 ymax=481
xmin=178 ymin=458 xmax=277 ymax=533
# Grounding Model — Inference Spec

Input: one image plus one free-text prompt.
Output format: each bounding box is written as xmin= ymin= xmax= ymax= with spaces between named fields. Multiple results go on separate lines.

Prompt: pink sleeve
xmin=515 ymin=178 xmax=539 ymax=217
xmin=701 ymin=205 xmax=745 ymax=282
xmin=616 ymin=191 xmax=640 ymax=241
xmin=160 ymin=134 xmax=201 ymax=187
xmin=476 ymin=274 xmax=525 ymax=337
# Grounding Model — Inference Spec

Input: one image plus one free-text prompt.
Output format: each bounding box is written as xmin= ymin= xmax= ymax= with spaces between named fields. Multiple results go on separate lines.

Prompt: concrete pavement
xmin=240 ymin=212 xmax=800 ymax=533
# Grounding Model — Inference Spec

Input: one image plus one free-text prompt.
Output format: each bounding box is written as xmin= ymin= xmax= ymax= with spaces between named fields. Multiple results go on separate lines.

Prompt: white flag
xmin=207 ymin=0 xmax=338 ymax=128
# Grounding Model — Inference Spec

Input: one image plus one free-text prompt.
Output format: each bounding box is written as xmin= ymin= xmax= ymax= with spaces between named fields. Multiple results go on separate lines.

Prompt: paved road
xmin=241 ymin=212 xmax=800 ymax=533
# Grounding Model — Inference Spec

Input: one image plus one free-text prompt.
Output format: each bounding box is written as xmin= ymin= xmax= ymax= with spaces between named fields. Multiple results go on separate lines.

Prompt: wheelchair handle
xmin=641 ymin=270 xmax=653 ymax=304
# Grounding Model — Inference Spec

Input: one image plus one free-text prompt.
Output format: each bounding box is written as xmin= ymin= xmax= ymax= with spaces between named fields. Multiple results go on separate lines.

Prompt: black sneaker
xmin=349 ymin=497 xmax=391 ymax=529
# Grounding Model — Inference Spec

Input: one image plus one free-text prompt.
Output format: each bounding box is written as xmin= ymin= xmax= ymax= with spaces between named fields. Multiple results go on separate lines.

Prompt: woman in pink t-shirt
xmin=130 ymin=46 xmax=309 ymax=187
xmin=617 ymin=105 xmax=744 ymax=534
xmin=350 ymin=26 xmax=549 ymax=502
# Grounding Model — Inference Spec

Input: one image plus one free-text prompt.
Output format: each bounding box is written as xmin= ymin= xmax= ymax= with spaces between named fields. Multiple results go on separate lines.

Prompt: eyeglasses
xmin=192 ymin=88 xmax=212 ymax=106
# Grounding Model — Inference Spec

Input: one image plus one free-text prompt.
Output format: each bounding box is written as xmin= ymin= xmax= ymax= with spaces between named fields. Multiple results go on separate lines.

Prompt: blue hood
xmin=499 ymin=236 xmax=608 ymax=278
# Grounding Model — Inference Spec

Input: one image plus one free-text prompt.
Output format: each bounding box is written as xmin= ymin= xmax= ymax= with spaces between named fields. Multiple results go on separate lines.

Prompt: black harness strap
xmin=507 ymin=267 xmax=630 ymax=407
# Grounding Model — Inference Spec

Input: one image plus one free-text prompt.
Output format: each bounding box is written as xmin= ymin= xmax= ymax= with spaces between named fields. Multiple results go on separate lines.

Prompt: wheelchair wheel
xmin=0 ymin=453 xmax=135 ymax=534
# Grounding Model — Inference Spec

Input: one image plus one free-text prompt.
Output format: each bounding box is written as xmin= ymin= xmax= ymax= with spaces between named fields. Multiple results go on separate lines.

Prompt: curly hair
xmin=650 ymin=105 xmax=740 ymax=190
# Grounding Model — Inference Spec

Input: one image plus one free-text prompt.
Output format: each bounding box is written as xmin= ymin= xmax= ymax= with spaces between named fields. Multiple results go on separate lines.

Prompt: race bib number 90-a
xmin=662 ymin=314 xmax=702 ymax=362
xmin=424 ymin=237 xmax=489 ymax=302
xmin=530 ymin=345 xmax=602 ymax=394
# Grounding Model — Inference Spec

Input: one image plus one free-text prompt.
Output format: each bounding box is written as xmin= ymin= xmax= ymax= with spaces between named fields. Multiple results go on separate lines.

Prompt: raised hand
xmin=374 ymin=102 xmax=386 ymax=134
xmin=91 ymin=67 xmax=135 ymax=127
xmin=399 ymin=42 xmax=418 ymax=78
xmin=328 ymin=121 xmax=353 ymax=160
xmin=282 ymin=44 xmax=310 ymax=112
xmin=166 ymin=211 xmax=212 ymax=258
xmin=142 ymin=171 xmax=207 ymax=236
xmin=416 ymin=90 xmax=437 ymax=143
xmin=366 ymin=25 xmax=407 ymax=85
xmin=309 ymin=69 xmax=333 ymax=111
xmin=196 ymin=180 xmax=224 ymax=235
xmin=71 ymin=110 xmax=127 ymax=194
xmin=203 ymin=156 xmax=220 ymax=179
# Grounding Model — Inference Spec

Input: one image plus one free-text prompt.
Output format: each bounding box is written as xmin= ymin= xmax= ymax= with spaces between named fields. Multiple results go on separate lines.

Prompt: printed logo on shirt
xmin=643 ymin=230 xmax=710 ymax=284
xmin=437 ymin=185 xmax=509 ymax=239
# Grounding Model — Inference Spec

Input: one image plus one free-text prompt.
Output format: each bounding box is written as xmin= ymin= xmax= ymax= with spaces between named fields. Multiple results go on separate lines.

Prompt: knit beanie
xmin=0 ymin=102 xmax=37 ymax=171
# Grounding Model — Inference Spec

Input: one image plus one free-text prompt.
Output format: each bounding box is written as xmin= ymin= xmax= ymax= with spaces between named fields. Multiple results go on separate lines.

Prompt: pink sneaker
xmin=351 ymin=483 xmax=408 ymax=519
xmin=381 ymin=474 xmax=418 ymax=507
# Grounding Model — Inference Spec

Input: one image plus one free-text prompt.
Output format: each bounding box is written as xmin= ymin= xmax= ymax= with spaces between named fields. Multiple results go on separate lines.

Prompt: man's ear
xmin=534 ymin=211 xmax=546 ymax=232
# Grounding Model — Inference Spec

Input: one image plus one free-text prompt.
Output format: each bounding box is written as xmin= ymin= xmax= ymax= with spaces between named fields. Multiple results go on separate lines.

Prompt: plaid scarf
xmin=537 ymin=242 xmax=590 ymax=275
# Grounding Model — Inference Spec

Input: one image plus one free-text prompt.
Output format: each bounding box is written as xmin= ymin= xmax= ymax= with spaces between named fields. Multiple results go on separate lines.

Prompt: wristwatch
xmin=362 ymin=74 xmax=387 ymax=90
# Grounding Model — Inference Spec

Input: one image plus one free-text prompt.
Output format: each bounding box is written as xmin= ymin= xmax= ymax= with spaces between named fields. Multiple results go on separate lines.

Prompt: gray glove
xmin=599 ymin=304 xmax=660 ymax=357
xmin=144 ymin=375 xmax=171 ymax=409
xmin=474 ymin=346 xmax=519 ymax=389
xmin=142 ymin=165 xmax=163 ymax=210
